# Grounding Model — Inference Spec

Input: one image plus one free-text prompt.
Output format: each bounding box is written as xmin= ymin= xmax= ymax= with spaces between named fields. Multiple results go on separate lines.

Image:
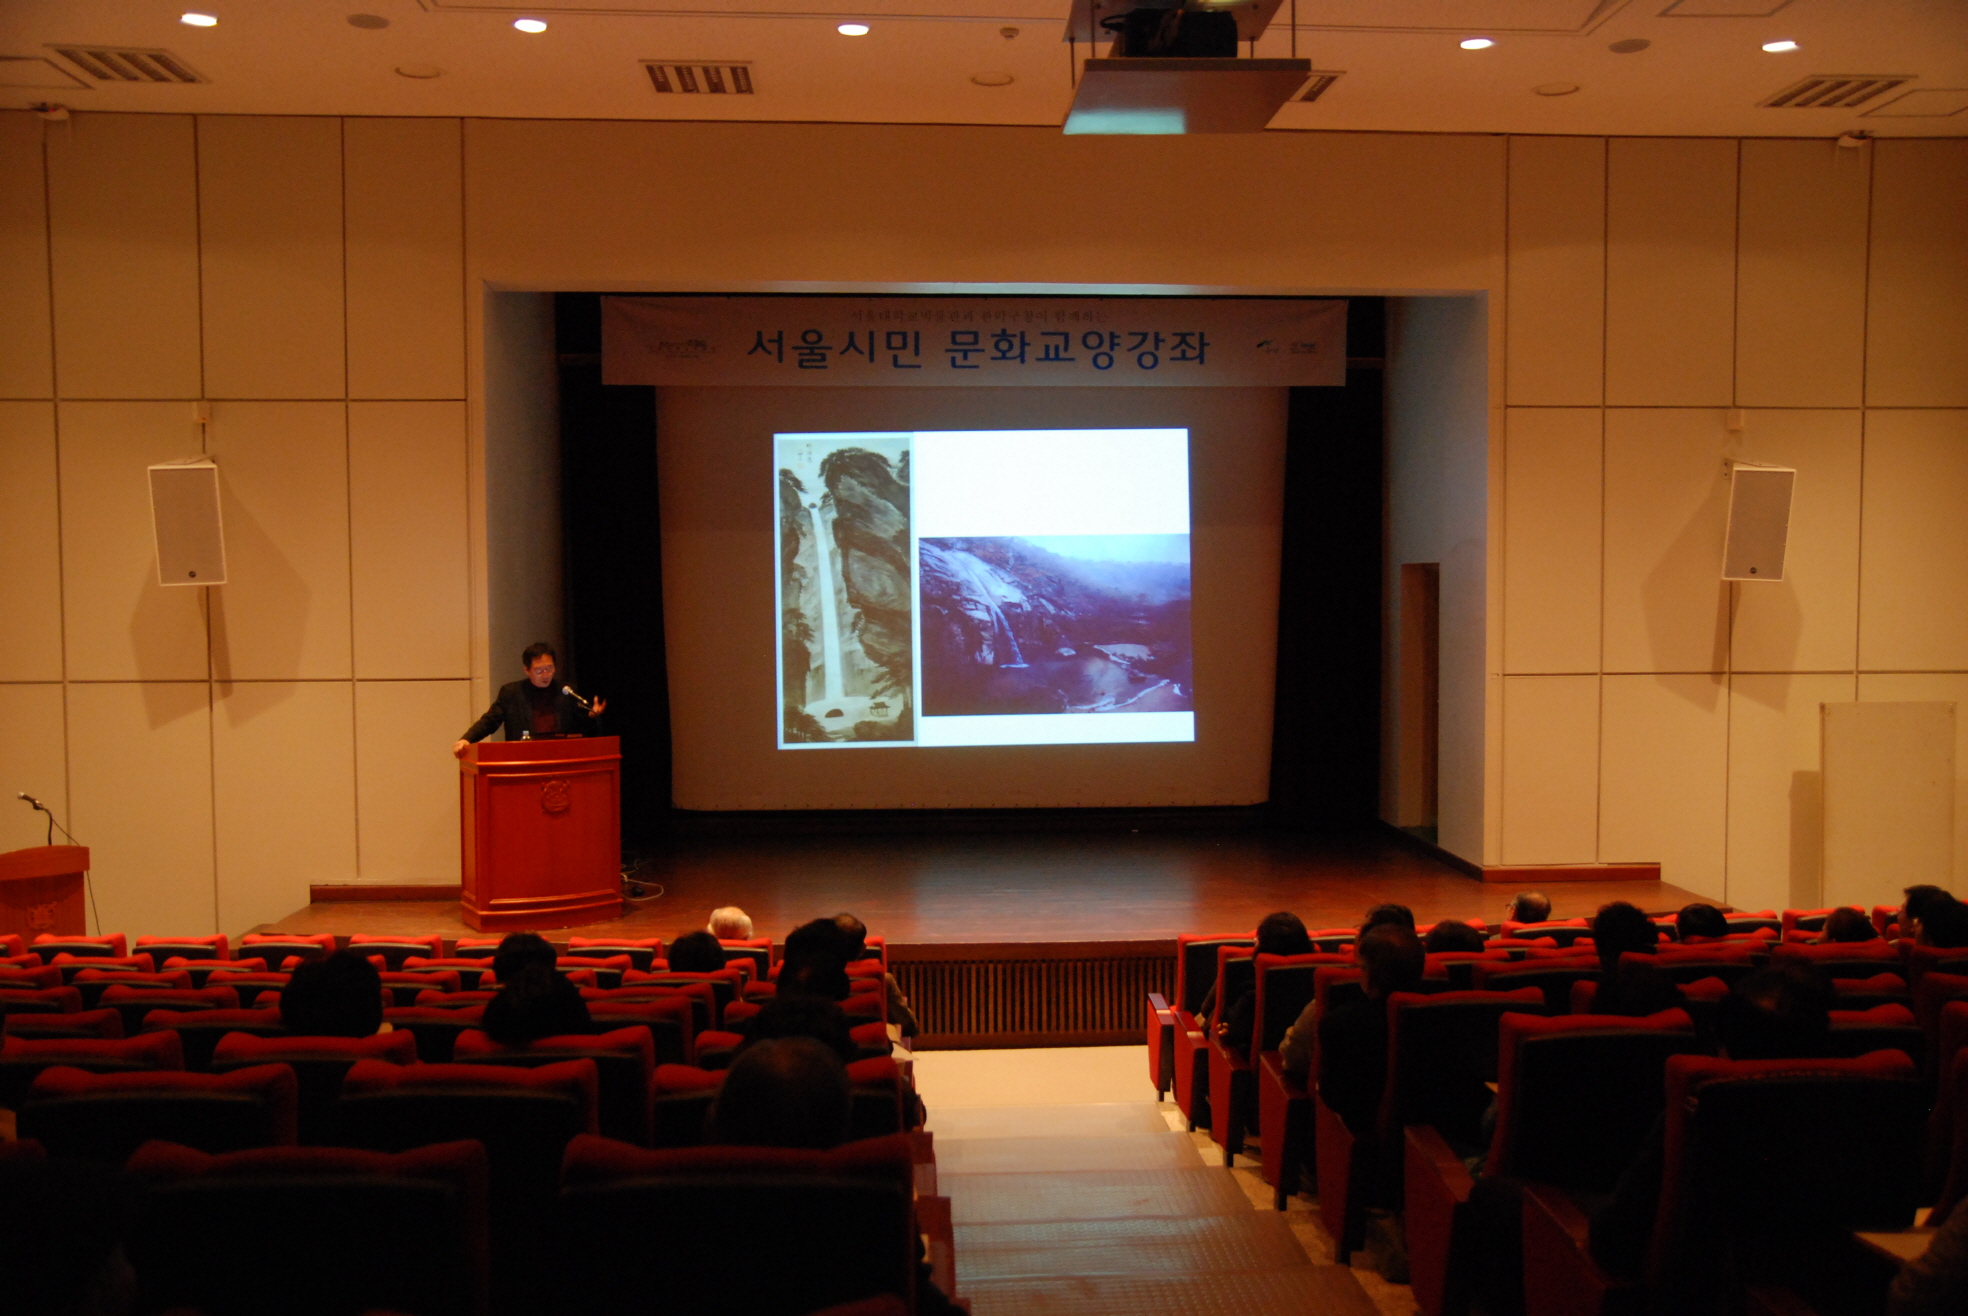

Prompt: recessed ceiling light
xmin=1460 ymin=37 xmax=1494 ymax=50
xmin=396 ymin=64 xmax=442 ymax=79
xmin=1762 ymin=39 xmax=1800 ymax=53
xmin=180 ymin=11 xmax=218 ymax=26
xmin=514 ymin=18 xmax=548 ymax=33
xmin=838 ymin=23 xmax=871 ymax=36
xmin=972 ymin=72 xmax=1014 ymax=87
xmin=1534 ymin=82 xmax=1580 ymax=97
xmin=348 ymin=13 xmax=389 ymax=29
xmin=1608 ymin=38 xmax=1650 ymax=55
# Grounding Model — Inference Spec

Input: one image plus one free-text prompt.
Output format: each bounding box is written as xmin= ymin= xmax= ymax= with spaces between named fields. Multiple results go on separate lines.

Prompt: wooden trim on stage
xmin=311 ymin=885 xmax=463 ymax=903
xmin=913 ymin=1030 xmax=1139 ymax=1051
xmin=1477 ymin=863 xmax=1660 ymax=884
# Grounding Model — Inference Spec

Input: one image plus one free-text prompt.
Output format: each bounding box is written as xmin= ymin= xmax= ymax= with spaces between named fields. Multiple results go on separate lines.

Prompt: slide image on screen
xmin=776 ymin=433 xmax=914 ymax=746
xmin=776 ymin=427 xmax=1194 ymax=750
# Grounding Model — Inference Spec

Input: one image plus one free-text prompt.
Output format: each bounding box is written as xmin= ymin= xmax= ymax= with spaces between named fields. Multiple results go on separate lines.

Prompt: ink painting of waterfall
xmin=918 ymin=534 xmax=1192 ymax=718
xmin=776 ymin=433 xmax=914 ymax=747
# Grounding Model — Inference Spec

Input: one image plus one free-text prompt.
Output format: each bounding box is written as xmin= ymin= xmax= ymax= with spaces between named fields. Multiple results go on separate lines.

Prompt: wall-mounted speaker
xmin=1721 ymin=463 xmax=1794 ymax=581
xmin=148 ymin=460 xmax=227 ymax=586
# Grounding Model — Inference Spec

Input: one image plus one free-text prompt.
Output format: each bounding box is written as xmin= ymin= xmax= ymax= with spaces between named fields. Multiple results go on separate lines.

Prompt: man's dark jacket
xmin=461 ymin=681 xmax=598 ymax=743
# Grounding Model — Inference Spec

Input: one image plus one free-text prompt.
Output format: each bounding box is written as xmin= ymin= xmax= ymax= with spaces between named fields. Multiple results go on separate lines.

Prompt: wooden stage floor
xmin=266 ymin=828 xmax=1713 ymax=948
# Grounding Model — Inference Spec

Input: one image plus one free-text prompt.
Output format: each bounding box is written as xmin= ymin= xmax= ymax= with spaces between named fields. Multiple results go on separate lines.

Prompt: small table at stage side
xmin=0 ymin=845 xmax=91 ymax=942
xmin=459 ymin=738 xmax=623 ymax=932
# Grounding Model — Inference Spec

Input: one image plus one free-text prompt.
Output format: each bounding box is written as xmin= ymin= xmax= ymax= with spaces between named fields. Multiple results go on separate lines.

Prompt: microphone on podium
xmin=562 ymin=685 xmax=593 ymax=711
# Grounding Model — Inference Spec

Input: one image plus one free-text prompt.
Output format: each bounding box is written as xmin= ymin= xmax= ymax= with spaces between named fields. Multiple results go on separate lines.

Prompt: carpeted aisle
xmin=914 ymin=1049 xmax=1383 ymax=1316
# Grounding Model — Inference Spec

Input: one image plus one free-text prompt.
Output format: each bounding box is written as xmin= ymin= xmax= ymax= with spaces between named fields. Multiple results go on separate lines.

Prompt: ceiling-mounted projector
xmin=1063 ymin=0 xmax=1311 ymax=134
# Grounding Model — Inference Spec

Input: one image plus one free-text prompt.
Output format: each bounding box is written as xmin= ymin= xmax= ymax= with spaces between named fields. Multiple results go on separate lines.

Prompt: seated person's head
xmin=742 ymin=992 xmax=858 ymax=1063
xmin=1675 ymin=903 xmax=1730 ymax=942
xmin=665 ymin=929 xmax=726 ymax=974
xmin=492 ymin=931 xmax=556 ymax=984
xmin=1255 ymin=911 xmax=1312 ymax=958
xmin=1507 ymin=890 xmax=1551 ymax=925
xmin=280 ymin=949 xmax=384 ymax=1037
xmin=1722 ymin=963 xmax=1833 ymax=1060
xmin=1355 ymin=923 xmax=1425 ymax=999
xmin=482 ymin=963 xmax=591 ymax=1046
xmin=1920 ymin=897 xmax=1968 ymax=949
xmin=1590 ymin=901 xmax=1658 ymax=970
xmin=708 ymin=906 xmax=754 ymax=940
xmin=778 ymin=918 xmax=853 ymax=1001
xmin=832 ymin=912 xmax=874 ymax=960
xmin=708 ymin=1036 xmax=851 ymax=1149
xmin=1817 ymin=906 xmax=1876 ymax=944
xmin=1423 ymin=920 xmax=1486 ymax=954
xmin=1361 ymin=904 xmax=1416 ymax=936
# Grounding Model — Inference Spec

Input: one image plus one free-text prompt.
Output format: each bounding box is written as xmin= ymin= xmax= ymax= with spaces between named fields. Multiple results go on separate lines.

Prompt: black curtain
xmin=554 ymin=294 xmax=1385 ymax=845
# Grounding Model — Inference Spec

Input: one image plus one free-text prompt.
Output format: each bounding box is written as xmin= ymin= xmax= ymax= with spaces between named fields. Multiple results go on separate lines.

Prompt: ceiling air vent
xmin=1293 ymin=70 xmax=1344 ymax=103
xmin=643 ymin=61 xmax=754 ymax=95
xmin=1760 ymin=74 xmax=1913 ymax=110
xmin=50 ymin=45 xmax=207 ymax=84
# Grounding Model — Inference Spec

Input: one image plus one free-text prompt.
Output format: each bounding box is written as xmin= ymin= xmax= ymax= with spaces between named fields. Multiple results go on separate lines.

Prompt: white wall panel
xmin=1860 ymin=674 xmax=1968 ymax=891
xmin=350 ymin=402 xmax=470 ymax=678
xmin=0 ymin=685 xmax=67 ymax=854
xmin=1867 ymin=141 xmax=1968 ymax=408
xmin=1728 ymin=410 xmax=1861 ymax=674
xmin=1505 ymin=136 xmax=1604 ymax=407
xmin=355 ymin=680 xmax=472 ymax=886
xmin=1736 ymin=140 xmax=1868 ymax=409
xmin=1605 ymin=139 xmax=1737 ymax=407
xmin=1500 ymin=675 xmax=1599 ymax=864
xmin=0 ymin=111 xmax=53 ymax=399
xmin=1727 ymin=673 xmax=1853 ymax=916
xmin=0 ymin=402 xmax=63 ymax=681
xmin=1600 ymin=674 xmax=1728 ymax=898
xmin=1859 ymin=410 xmax=1968 ymax=672
xmin=1602 ymin=409 xmax=1731 ymax=674
xmin=1503 ymin=407 xmax=1600 ymax=673
xmin=346 ymin=119 xmax=466 ymax=400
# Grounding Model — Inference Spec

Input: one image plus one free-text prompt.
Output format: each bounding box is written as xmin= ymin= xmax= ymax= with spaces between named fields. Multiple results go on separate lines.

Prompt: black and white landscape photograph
xmin=918 ymin=534 xmax=1193 ymax=718
xmin=776 ymin=434 xmax=914 ymax=745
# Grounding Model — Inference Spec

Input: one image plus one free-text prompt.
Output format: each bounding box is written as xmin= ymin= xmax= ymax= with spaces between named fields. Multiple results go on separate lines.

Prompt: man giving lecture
xmin=454 ymin=642 xmax=606 ymax=756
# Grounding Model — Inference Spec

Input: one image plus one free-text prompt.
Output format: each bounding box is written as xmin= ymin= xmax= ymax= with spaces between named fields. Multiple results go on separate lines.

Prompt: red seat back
xmin=453 ymin=1026 xmax=655 ymax=1145
xmin=19 ymin=1063 xmax=299 ymax=1160
xmin=134 ymin=935 xmax=229 ymax=962
xmin=0 ymin=1031 xmax=185 ymax=1107
xmin=1173 ymin=933 xmax=1254 ymax=1017
xmin=32 ymin=933 xmax=128 ymax=961
xmin=138 ymin=1006 xmax=287 ymax=1071
xmin=3 ymin=1006 xmax=123 ymax=1039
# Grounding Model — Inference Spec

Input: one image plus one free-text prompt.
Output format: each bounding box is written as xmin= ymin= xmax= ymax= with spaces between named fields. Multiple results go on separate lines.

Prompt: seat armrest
xmin=1406 ymin=1125 xmax=1478 ymax=1316
xmin=1521 ymin=1182 xmax=1634 ymax=1316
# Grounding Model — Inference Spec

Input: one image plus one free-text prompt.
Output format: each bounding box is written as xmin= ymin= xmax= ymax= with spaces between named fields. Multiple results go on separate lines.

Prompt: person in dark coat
xmin=454 ymin=642 xmax=605 ymax=755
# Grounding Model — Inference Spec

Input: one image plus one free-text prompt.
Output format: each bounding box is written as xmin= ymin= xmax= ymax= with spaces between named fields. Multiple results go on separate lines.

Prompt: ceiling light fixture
xmin=1762 ymin=39 xmax=1800 ymax=53
xmin=1534 ymin=82 xmax=1580 ymax=97
xmin=180 ymin=11 xmax=218 ymax=26
xmin=347 ymin=14 xmax=389 ymax=29
xmin=838 ymin=23 xmax=871 ymax=36
xmin=514 ymin=18 xmax=548 ymax=33
xmin=1460 ymin=37 xmax=1494 ymax=50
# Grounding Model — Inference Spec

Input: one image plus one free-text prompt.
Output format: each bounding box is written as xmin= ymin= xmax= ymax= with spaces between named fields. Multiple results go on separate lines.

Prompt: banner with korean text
xmin=601 ymin=296 xmax=1347 ymax=387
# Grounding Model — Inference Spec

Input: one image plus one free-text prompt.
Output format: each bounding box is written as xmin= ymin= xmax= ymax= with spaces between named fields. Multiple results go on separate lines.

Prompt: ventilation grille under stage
xmin=1760 ymin=74 xmax=1913 ymax=109
xmin=51 ymin=45 xmax=207 ymax=84
xmin=895 ymin=950 xmax=1171 ymax=1046
xmin=643 ymin=60 xmax=754 ymax=95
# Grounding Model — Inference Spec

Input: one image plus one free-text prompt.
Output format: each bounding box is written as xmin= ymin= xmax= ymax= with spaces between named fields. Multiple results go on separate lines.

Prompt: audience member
xmin=1587 ymin=901 xmax=1681 ymax=1017
xmin=1505 ymin=890 xmax=1552 ymax=925
xmin=1209 ymin=911 xmax=1313 ymax=1055
xmin=708 ymin=907 xmax=755 ymax=940
xmin=1900 ymin=886 xmax=1953 ymax=942
xmin=1919 ymin=897 xmax=1968 ymax=950
xmin=832 ymin=912 xmax=919 ymax=1036
xmin=1675 ymin=902 xmax=1729 ymax=942
xmin=706 ymin=1036 xmax=851 ymax=1149
xmin=482 ymin=964 xmax=591 ymax=1046
xmin=492 ymin=931 xmax=556 ymax=984
xmin=1816 ymin=906 xmax=1877 ymax=944
xmin=1362 ymin=903 xmax=1416 ymax=934
xmin=1423 ymin=919 xmax=1487 ymax=954
xmin=740 ymin=992 xmax=858 ymax=1063
xmin=665 ymin=929 xmax=726 ymax=974
xmin=280 ymin=948 xmax=385 ymax=1037
xmin=1290 ymin=924 xmax=1429 ymax=1139
xmin=1589 ymin=962 xmax=1835 ymax=1279
xmin=777 ymin=918 xmax=853 ymax=1001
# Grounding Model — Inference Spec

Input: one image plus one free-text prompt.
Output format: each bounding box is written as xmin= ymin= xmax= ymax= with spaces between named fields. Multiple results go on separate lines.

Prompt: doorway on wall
xmin=1396 ymin=561 xmax=1440 ymax=842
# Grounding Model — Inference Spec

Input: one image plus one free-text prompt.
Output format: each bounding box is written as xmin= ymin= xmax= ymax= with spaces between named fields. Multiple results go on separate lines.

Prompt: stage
xmin=266 ymin=827 xmax=1712 ymax=1048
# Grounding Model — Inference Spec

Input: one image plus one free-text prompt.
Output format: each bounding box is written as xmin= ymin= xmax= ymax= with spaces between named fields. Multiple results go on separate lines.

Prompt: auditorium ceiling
xmin=2 ymin=0 xmax=1965 ymax=136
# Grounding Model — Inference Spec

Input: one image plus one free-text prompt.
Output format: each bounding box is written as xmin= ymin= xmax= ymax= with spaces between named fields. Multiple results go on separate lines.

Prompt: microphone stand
xmin=16 ymin=792 xmax=98 ymax=933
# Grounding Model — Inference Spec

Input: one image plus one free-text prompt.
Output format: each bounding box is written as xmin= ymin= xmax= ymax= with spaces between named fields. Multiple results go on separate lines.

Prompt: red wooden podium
xmin=0 ymin=845 xmax=90 ymax=942
xmin=459 ymin=738 xmax=623 ymax=932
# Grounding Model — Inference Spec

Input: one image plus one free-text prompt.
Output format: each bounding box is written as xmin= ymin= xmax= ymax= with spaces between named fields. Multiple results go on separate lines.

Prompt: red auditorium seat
xmin=196 ymin=970 xmax=288 ymax=1008
xmin=385 ymin=1004 xmax=487 ymax=1062
xmin=18 ymin=1063 xmax=298 ymax=1161
xmin=1832 ymin=971 xmax=1913 ymax=1012
xmin=1209 ymin=951 xmax=1344 ymax=1167
xmin=1149 ymin=933 xmax=1250 ymax=1105
xmin=1722 ymin=909 xmax=1782 ymax=937
xmin=548 ymin=953 xmax=631 ymax=989
xmin=346 ymin=932 xmax=444 ymax=965
xmin=3 ymin=1006 xmax=123 ymax=1039
xmin=1926 ymin=1001 xmax=1968 ymax=1203
xmin=1318 ymin=987 xmax=1547 ymax=1262
xmin=1872 ymin=906 xmax=1901 ymax=940
xmin=402 ymin=956 xmax=496 ymax=990
xmin=99 ymin=983 xmax=239 ymax=1037
xmin=1403 ymin=1010 xmax=1702 ymax=1316
xmin=557 ymin=1132 xmax=918 ymax=1316
xmin=162 ymin=957 xmax=270 ymax=988
xmin=1256 ymin=964 xmax=1365 ymax=1209
xmin=846 ymin=1055 xmax=921 ymax=1141
xmin=133 ymin=934 xmax=229 ymax=962
xmin=1630 ymin=943 xmax=1766 ymax=988
xmin=338 ymin=1058 xmax=598 ymax=1311
xmin=1825 ymin=1003 xmax=1924 ymax=1066
xmin=212 ymin=1030 xmax=420 ymax=1144
xmin=719 ymin=936 xmax=774 ymax=977
xmin=56 ymin=953 xmax=160 ymax=984
xmin=1173 ymin=942 xmax=1254 ymax=1132
xmin=126 ymin=1139 xmax=490 ymax=1316
xmin=0 ymin=1030 xmax=185 ymax=1107
xmin=1780 ymin=907 xmax=1837 ymax=941
xmin=31 ymin=933 xmax=128 ymax=961
xmin=623 ymin=966 xmax=747 ymax=1024
xmin=650 ymin=1062 xmax=724 ymax=1146
xmin=72 ymin=968 xmax=192 ymax=1008
xmin=566 ymin=935 xmax=664 ymax=971
xmin=381 ymin=969 xmax=461 ymax=1006
xmin=0 ymin=986 xmax=84 ymax=1019
xmin=140 ymin=1006 xmax=287 ymax=1071
xmin=582 ymin=991 xmax=694 ymax=1065
xmin=1904 ymin=942 xmax=1968 ymax=983
xmin=238 ymin=932 xmax=337 ymax=966
xmin=454 ymin=1025 xmax=656 ymax=1144
xmin=1770 ymin=939 xmax=1906 ymax=981
xmin=1912 ymin=971 xmax=1968 ymax=1054
xmin=0 ymin=932 xmax=23 ymax=957
xmin=1500 ymin=919 xmax=1592 ymax=948
xmin=1471 ymin=955 xmax=1601 ymax=1012
xmin=0 ymin=964 xmax=63 ymax=990
xmin=1521 ymin=1051 xmax=1924 ymax=1316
